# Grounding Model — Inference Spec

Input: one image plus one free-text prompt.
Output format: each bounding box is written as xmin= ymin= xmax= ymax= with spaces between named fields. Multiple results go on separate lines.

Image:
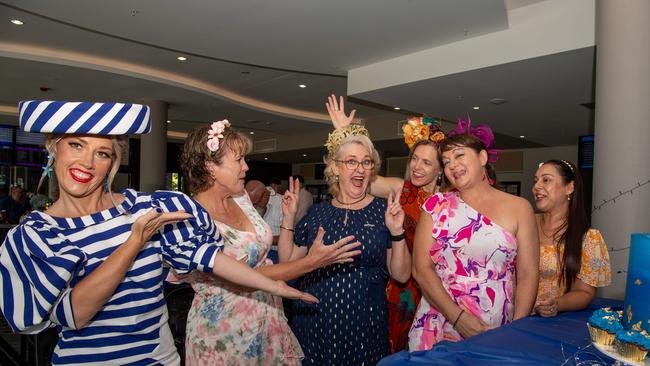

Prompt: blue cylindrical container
xmin=623 ymin=233 xmax=650 ymax=332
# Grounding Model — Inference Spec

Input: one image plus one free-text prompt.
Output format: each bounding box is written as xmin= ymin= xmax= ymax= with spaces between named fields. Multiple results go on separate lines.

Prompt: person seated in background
xmin=532 ymin=159 xmax=611 ymax=317
xmin=245 ymin=179 xmax=270 ymax=216
xmin=293 ymin=174 xmax=313 ymax=222
xmin=0 ymin=185 xmax=31 ymax=224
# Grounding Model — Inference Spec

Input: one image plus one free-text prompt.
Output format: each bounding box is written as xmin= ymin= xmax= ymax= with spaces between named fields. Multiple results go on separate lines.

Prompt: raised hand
xmin=131 ymin=208 xmax=192 ymax=245
xmin=326 ymin=94 xmax=356 ymax=129
xmin=281 ymin=176 xmax=300 ymax=219
xmin=384 ymin=191 xmax=405 ymax=235
xmin=306 ymin=226 xmax=362 ymax=268
xmin=272 ymin=280 xmax=319 ymax=304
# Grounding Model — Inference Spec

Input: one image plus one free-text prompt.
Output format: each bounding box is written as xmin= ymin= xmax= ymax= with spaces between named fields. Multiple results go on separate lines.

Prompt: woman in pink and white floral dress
xmin=409 ymin=125 xmax=539 ymax=351
xmin=174 ymin=122 xmax=361 ymax=365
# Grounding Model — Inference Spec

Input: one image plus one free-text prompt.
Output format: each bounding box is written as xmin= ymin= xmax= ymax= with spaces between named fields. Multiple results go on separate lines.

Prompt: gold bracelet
xmin=280 ymin=225 xmax=295 ymax=232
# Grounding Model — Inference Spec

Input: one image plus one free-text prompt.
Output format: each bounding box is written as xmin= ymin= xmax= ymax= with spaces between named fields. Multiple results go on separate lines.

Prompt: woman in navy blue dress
xmin=278 ymin=124 xmax=412 ymax=365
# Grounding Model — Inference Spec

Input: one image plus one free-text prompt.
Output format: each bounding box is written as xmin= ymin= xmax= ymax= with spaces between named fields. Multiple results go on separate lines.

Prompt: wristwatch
xmin=389 ymin=231 xmax=406 ymax=242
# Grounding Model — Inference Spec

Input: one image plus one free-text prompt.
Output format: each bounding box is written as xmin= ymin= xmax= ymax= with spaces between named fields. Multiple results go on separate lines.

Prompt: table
xmin=379 ymin=298 xmax=622 ymax=366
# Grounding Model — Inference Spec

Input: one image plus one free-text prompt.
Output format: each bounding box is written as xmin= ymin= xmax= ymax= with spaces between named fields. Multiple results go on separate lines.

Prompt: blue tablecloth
xmin=378 ymin=298 xmax=622 ymax=366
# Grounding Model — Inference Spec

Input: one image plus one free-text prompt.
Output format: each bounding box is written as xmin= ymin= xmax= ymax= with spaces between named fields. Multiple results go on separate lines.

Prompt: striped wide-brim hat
xmin=18 ymin=100 xmax=151 ymax=135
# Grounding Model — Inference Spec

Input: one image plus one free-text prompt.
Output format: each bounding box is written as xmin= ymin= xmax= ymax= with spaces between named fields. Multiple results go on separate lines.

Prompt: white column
xmin=593 ymin=0 xmax=650 ymax=299
xmin=139 ymin=100 xmax=168 ymax=193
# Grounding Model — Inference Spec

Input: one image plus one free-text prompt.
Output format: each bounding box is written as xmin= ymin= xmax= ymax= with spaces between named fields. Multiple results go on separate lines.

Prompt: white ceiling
xmin=353 ymin=46 xmax=596 ymax=146
xmin=0 ymin=0 xmax=595 ymax=162
xmin=0 ymin=0 xmax=508 ymax=74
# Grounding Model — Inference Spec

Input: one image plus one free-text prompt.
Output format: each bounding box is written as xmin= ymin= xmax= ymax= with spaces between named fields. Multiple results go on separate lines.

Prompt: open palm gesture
xmin=326 ymin=94 xmax=357 ymax=129
xmin=132 ymin=208 xmax=193 ymax=245
xmin=306 ymin=226 xmax=362 ymax=267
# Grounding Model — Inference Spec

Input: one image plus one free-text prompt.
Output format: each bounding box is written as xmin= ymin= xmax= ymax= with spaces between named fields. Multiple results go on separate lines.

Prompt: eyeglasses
xmin=335 ymin=159 xmax=374 ymax=170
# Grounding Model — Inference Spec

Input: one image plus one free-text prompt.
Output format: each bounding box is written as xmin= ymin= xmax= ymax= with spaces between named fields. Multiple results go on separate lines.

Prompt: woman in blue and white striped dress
xmin=0 ymin=100 xmax=316 ymax=365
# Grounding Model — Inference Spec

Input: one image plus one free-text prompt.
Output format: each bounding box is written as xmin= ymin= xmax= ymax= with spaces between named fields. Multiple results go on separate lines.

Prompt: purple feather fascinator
xmin=447 ymin=115 xmax=499 ymax=163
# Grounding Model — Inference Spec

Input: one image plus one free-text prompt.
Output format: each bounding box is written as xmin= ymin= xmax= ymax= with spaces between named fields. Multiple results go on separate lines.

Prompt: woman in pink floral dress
xmin=173 ymin=122 xmax=360 ymax=365
xmin=409 ymin=127 xmax=539 ymax=351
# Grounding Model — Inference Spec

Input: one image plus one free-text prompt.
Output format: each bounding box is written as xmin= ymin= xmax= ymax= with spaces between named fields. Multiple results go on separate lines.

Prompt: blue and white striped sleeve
xmin=0 ymin=224 xmax=86 ymax=333
xmin=154 ymin=191 xmax=224 ymax=274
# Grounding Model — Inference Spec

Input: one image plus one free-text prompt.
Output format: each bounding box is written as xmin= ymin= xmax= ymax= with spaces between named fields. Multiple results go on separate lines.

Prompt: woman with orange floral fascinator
xmin=326 ymin=94 xmax=444 ymax=352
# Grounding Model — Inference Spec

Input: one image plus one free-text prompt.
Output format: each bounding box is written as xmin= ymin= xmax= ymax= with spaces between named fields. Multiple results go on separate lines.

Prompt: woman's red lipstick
xmin=69 ymin=168 xmax=93 ymax=183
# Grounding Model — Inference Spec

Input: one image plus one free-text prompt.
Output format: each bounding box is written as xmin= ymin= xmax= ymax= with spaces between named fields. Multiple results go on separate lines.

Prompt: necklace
xmin=334 ymin=194 xmax=367 ymax=226
xmin=417 ymin=184 xmax=439 ymax=206
xmin=539 ymin=216 xmax=566 ymax=244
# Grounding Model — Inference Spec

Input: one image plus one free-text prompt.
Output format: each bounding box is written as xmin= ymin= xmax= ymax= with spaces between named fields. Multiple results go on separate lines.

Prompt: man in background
xmin=245 ymin=180 xmax=270 ymax=216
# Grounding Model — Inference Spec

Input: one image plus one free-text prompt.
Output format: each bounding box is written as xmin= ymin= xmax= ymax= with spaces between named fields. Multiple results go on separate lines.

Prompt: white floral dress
xmin=172 ymin=193 xmax=303 ymax=366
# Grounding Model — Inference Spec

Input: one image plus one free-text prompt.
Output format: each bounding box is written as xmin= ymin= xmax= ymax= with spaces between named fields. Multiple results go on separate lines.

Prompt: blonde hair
xmin=324 ymin=134 xmax=380 ymax=197
xmin=40 ymin=134 xmax=128 ymax=207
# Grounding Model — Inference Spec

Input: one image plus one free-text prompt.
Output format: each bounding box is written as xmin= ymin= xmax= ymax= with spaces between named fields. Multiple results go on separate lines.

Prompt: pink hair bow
xmin=448 ymin=115 xmax=499 ymax=163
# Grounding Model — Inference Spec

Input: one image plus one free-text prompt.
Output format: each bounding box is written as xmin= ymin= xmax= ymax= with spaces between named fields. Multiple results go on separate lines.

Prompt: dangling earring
xmin=436 ymin=172 xmax=442 ymax=186
xmin=567 ymin=194 xmax=571 ymax=201
xmin=103 ymin=177 xmax=110 ymax=192
xmin=482 ymin=172 xmax=494 ymax=186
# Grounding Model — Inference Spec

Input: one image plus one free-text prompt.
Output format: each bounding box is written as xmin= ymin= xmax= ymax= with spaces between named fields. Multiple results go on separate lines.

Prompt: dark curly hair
xmin=180 ymin=125 xmax=251 ymax=194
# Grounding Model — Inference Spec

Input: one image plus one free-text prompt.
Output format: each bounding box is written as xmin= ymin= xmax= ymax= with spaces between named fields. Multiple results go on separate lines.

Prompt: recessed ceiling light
xmin=519 ymin=135 xmax=525 ymax=139
xmin=489 ymin=98 xmax=507 ymax=105
xmin=177 ymin=56 xmax=187 ymax=61
xmin=264 ymin=157 xmax=268 ymax=161
xmin=298 ymin=84 xmax=307 ymax=88
xmin=166 ymin=120 xmax=171 ymax=124
xmin=473 ymin=106 xmax=480 ymax=110
xmin=10 ymin=19 xmax=24 ymax=25
xmin=302 ymin=154 xmax=307 ymax=157
xmin=249 ymin=131 xmax=255 ymax=135
xmin=394 ymin=107 xmax=400 ymax=110
xmin=241 ymin=71 xmax=250 ymax=75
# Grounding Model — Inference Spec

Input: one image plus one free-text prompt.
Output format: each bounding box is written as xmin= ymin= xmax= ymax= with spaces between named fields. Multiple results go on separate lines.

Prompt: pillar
xmin=592 ymin=0 xmax=650 ymax=299
xmin=139 ymin=100 xmax=168 ymax=193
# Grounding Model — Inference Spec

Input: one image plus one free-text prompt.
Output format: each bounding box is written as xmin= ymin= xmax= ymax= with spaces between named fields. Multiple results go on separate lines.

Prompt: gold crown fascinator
xmin=324 ymin=124 xmax=370 ymax=158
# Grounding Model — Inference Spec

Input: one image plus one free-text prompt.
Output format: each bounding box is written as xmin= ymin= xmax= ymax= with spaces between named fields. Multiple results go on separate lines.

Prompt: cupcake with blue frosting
xmin=615 ymin=325 xmax=650 ymax=363
xmin=588 ymin=308 xmax=624 ymax=345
